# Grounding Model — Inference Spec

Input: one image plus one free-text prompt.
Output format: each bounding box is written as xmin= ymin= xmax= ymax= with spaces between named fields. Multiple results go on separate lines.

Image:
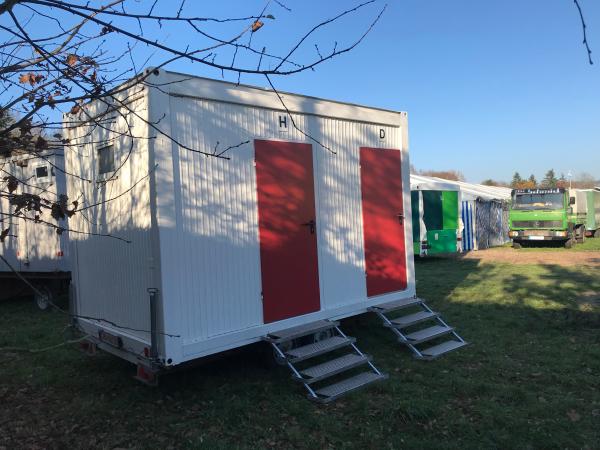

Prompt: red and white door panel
xmin=359 ymin=147 xmax=407 ymax=297
xmin=254 ymin=139 xmax=321 ymax=323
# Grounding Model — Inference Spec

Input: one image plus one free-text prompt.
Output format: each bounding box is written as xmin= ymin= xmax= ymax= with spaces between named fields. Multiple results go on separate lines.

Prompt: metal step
xmin=314 ymin=371 xmax=387 ymax=403
xmin=389 ymin=311 xmax=439 ymax=328
xmin=266 ymin=320 xmax=338 ymax=343
xmin=403 ymin=325 xmax=454 ymax=345
xmin=297 ymin=353 xmax=371 ymax=384
xmin=369 ymin=297 xmax=422 ymax=313
xmin=417 ymin=340 xmax=468 ymax=360
xmin=284 ymin=336 xmax=355 ymax=363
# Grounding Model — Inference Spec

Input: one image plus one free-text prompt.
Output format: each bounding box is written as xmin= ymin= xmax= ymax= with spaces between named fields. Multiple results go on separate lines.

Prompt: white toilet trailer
xmin=65 ymin=70 xmax=415 ymax=376
xmin=0 ymin=152 xmax=70 ymax=307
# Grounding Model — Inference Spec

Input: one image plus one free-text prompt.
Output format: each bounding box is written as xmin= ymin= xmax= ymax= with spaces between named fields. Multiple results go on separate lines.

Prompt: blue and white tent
xmin=410 ymin=175 xmax=512 ymax=251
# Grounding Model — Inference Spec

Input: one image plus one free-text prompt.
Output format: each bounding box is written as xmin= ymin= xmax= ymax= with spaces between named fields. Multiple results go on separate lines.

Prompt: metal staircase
xmin=370 ymin=296 xmax=467 ymax=360
xmin=265 ymin=320 xmax=387 ymax=403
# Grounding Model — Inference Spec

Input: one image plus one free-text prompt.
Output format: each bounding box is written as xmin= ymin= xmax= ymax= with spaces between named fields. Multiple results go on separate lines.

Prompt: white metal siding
xmin=163 ymin=97 xmax=319 ymax=343
xmin=0 ymin=155 xmax=69 ymax=273
xmin=164 ymin=96 xmax=269 ymax=342
xmin=312 ymin=117 xmax=402 ymax=309
xmin=0 ymin=158 xmax=18 ymax=270
xmin=572 ymin=190 xmax=588 ymax=215
xmin=157 ymin=85 xmax=411 ymax=356
xmin=69 ymin=71 xmax=414 ymax=366
xmin=65 ymin=93 xmax=154 ymax=342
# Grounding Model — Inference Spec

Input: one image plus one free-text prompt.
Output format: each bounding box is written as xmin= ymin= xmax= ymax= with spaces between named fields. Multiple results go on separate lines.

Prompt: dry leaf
xmin=251 ymin=20 xmax=264 ymax=32
xmin=18 ymin=73 xmax=44 ymax=86
xmin=66 ymin=54 xmax=78 ymax=66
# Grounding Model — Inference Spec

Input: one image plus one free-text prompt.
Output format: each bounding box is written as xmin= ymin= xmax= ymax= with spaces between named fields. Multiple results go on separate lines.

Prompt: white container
xmin=65 ymin=69 xmax=415 ymax=369
xmin=0 ymin=152 xmax=70 ymax=273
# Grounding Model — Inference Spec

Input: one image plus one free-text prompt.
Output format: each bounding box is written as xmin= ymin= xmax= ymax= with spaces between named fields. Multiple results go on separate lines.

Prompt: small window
xmin=97 ymin=145 xmax=115 ymax=175
xmin=35 ymin=165 xmax=49 ymax=180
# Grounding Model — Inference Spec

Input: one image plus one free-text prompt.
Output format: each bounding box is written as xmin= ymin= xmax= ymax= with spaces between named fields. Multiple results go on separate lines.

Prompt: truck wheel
xmin=576 ymin=226 xmax=586 ymax=243
xmin=564 ymin=239 xmax=574 ymax=249
xmin=512 ymin=242 xmax=522 ymax=249
xmin=33 ymin=285 xmax=53 ymax=311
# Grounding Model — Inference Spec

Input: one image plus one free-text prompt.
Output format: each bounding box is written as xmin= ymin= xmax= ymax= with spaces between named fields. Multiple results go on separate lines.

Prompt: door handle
xmin=397 ymin=213 xmax=404 ymax=224
xmin=301 ymin=219 xmax=316 ymax=234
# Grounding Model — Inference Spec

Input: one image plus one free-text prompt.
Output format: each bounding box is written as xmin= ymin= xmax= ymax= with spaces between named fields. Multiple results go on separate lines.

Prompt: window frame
xmin=34 ymin=164 xmax=50 ymax=182
xmin=97 ymin=144 xmax=116 ymax=177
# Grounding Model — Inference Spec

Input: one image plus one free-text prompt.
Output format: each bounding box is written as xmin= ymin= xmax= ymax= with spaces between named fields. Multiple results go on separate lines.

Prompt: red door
xmin=360 ymin=147 xmax=407 ymax=297
xmin=255 ymin=140 xmax=321 ymax=323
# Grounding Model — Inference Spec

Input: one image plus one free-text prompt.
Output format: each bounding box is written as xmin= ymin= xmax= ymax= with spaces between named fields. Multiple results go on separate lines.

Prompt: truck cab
xmin=508 ymin=188 xmax=583 ymax=248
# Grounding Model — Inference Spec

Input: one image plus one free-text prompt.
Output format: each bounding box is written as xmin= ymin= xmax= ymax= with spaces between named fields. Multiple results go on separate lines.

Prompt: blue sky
xmin=159 ymin=0 xmax=599 ymax=183
xmin=13 ymin=0 xmax=598 ymax=183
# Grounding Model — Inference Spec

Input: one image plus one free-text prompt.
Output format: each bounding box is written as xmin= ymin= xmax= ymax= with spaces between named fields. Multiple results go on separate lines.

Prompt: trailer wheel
xmin=33 ymin=285 xmax=53 ymax=311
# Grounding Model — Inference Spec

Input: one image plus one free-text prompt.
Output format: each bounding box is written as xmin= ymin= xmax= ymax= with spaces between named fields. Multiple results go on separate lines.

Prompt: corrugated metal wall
xmin=0 ymin=155 xmax=68 ymax=273
xmin=164 ymin=97 xmax=265 ymax=342
xmin=313 ymin=117 xmax=400 ymax=309
xmin=0 ymin=158 xmax=19 ymax=270
xmin=590 ymin=190 xmax=600 ymax=229
xmin=161 ymin=94 xmax=404 ymax=346
xmin=65 ymin=92 xmax=154 ymax=342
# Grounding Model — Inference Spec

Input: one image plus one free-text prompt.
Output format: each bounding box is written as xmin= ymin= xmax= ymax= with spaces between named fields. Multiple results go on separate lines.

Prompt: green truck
xmin=508 ymin=187 xmax=600 ymax=248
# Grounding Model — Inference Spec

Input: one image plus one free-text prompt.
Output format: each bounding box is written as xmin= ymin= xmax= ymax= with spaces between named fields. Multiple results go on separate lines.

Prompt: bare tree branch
xmin=0 ymin=0 xmax=385 ymax=243
xmin=573 ymin=0 xmax=593 ymax=65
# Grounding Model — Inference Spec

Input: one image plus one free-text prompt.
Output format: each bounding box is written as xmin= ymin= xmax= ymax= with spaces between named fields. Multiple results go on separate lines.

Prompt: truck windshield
xmin=512 ymin=193 xmax=564 ymax=210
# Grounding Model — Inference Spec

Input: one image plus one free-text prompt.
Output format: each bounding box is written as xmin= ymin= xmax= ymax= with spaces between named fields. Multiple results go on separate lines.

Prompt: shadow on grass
xmin=2 ymin=257 xmax=600 ymax=449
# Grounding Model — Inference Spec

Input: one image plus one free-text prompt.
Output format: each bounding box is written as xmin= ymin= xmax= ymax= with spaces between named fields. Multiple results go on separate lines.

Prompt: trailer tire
xmin=33 ymin=285 xmax=53 ymax=311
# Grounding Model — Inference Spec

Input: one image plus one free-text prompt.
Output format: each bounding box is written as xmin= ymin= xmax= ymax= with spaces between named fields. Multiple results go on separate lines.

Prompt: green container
xmin=412 ymin=189 xmax=459 ymax=256
xmin=426 ymin=229 xmax=460 ymax=254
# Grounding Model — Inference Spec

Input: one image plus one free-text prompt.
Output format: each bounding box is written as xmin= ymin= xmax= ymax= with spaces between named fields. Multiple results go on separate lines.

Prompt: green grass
xmin=1 ymin=253 xmax=600 ymax=449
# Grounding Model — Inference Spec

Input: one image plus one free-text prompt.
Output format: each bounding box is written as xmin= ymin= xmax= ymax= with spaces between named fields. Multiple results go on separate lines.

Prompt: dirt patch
xmin=459 ymin=247 xmax=600 ymax=266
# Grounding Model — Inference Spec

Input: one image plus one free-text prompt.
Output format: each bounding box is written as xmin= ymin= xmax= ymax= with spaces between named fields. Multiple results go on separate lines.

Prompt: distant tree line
xmin=413 ymin=165 xmax=598 ymax=189
xmin=507 ymin=169 xmax=597 ymax=189
xmin=481 ymin=179 xmax=509 ymax=187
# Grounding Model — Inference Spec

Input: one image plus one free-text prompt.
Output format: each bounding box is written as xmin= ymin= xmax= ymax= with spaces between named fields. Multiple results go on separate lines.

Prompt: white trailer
xmin=570 ymin=188 xmax=600 ymax=238
xmin=65 ymin=69 xmax=465 ymax=401
xmin=0 ymin=152 xmax=70 ymax=308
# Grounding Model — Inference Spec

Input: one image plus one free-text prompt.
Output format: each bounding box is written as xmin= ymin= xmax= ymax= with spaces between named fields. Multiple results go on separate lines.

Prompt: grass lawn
xmin=1 ymin=250 xmax=600 ymax=449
